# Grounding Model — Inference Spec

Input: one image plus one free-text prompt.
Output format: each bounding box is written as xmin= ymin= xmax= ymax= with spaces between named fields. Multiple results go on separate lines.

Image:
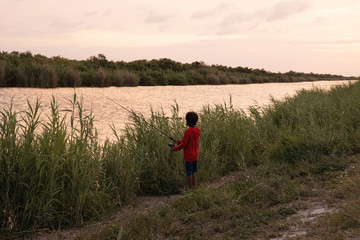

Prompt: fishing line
xmin=100 ymin=93 xmax=176 ymax=143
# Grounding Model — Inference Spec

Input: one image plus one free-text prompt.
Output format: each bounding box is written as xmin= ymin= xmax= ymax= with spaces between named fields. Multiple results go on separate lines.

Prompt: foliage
xmin=0 ymin=95 xmax=108 ymax=232
xmin=0 ymin=51 xmax=356 ymax=88
xmin=2 ymin=80 xmax=360 ymax=238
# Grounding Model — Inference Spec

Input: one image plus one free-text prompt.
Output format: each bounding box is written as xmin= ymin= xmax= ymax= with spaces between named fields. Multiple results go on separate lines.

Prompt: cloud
xmin=83 ymin=11 xmax=98 ymax=18
xmin=191 ymin=2 xmax=233 ymax=19
xmin=265 ymin=0 xmax=312 ymax=21
xmin=216 ymin=11 xmax=252 ymax=35
xmin=214 ymin=0 xmax=312 ymax=35
xmin=144 ymin=13 xmax=172 ymax=23
xmin=290 ymin=39 xmax=360 ymax=46
xmin=50 ymin=18 xmax=82 ymax=32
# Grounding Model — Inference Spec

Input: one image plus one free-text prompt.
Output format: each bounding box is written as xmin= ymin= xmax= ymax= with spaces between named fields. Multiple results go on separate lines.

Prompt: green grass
xmin=1 ymin=94 xmax=108 ymax=233
xmin=77 ymin=155 xmax=358 ymax=240
xmin=305 ymin=155 xmax=360 ymax=239
xmin=76 ymin=162 xmax=315 ymax=240
xmin=1 ymin=80 xmax=360 ymax=239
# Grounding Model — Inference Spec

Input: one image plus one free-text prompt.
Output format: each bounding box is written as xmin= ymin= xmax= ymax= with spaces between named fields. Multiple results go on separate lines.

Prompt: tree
xmin=38 ymin=64 xmax=58 ymax=88
xmin=0 ymin=60 xmax=6 ymax=87
xmin=64 ymin=67 xmax=81 ymax=87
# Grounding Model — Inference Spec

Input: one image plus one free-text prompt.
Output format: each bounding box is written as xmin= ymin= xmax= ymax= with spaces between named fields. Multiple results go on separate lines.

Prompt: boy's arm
xmin=172 ymin=130 xmax=189 ymax=152
xmin=172 ymin=143 xmax=183 ymax=151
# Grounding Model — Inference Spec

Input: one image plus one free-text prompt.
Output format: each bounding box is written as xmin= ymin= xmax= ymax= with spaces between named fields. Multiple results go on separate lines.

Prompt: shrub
xmin=206 ymin=72 xmax=220 ymax=85
xmin=123 ymin=70 xmax=140 ymax=86
xmin=218 ymin=71 xmax=230 ymax=84
xmin=167 ymin=72 xmax=188 ymax=85
xmin=15 ymin=67 xmax=29 ymax=87
xmin=96 ymin=67 xmax=107 ymax=87
xmin=185 ymin=69 xmax=206 ymax=85
xmin=64 ymin=67 xmax=82 ymax=87
xmin=113 ymin=69 xmax=140 ymax=87
xmin=0 ymin=60 xmax=6 ymax=87
xmin=113 ymin=69 xmax=125 ymax=87
xmin=138 ymin=71 xmax=157 ymax=86
xmin=38 ymin=64 xmax=58 ymax=88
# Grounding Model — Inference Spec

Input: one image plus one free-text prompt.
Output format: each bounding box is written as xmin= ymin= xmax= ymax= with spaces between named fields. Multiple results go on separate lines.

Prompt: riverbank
xmin=2 ymin=80 xmax=360 ymax=239
xmin=0 ymin=51 xmax=357 ymax=88
xmin=33 ymin=154 xmax=360 ymax=239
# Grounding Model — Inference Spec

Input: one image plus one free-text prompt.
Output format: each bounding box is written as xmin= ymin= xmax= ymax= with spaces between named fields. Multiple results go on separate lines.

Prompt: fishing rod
xmin=100 ymin=93 xmax=176 ymax=143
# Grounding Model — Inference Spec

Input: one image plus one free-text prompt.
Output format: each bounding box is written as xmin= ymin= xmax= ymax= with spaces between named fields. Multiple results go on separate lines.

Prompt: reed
xmin=119 ymin=106 xmax=185 ymax=195
xmin=256 ymin=81 xmax=360 ymax=164
xmin=198 ymin=99 xmax=259 ymax=180
xmin=0 ymin=95 xmax=109 ymax=232
xmin=1 ymin=80 xmax=360 ymax=236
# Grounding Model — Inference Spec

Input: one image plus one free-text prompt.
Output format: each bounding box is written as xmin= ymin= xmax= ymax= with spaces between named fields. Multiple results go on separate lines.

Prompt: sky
xmin=1 ymin=0 xmax=359 ymax=76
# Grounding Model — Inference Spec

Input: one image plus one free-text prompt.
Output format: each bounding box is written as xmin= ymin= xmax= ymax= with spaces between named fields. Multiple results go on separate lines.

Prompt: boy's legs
xmin=185 ymin=161 xmax=197 ymax=189
xmin=186 ymin=174 xmax=196 ymax=189
xmin=186 ymin=175 xmax=193 ymax=189
xmin=192 ymin=173 xmax=196 ymax=189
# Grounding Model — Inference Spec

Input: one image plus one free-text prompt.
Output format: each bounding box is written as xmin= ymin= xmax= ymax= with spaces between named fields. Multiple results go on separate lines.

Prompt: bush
xmin=113 ymin=69 xmax=140 ymax=87
xmin=218 ymin=71 xmax=231 ymax=84
xmin=15 ymin=67 xmax=29 ymax=87
xmin=0 ymin=51 xmax=356 ymax=88
xmin=96 ymin=67 xmax=107 ymax=87
xmin=0 ymin=60 xmax=6 ymax=87
xmin=38 ymin=64 xmax=58 ymax=88
xmin=185 ymin=69 xmax=206 ymax=85
xmin=64 ymin=67 xmax=82 ymax=87
xmin=167 ymin=72 xmax=188 ymax=85
xmin=138 ymin=71 xmax=157 ymax=86
xmin=206 ymin=72 xmax=220 ymax=85
xmin=113 ymin=69 xmax=125 ymax=87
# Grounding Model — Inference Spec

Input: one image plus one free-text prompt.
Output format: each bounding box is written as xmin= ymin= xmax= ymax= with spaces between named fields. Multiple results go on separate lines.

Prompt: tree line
xmin=0 ymin=51 xmax=356 ymax=88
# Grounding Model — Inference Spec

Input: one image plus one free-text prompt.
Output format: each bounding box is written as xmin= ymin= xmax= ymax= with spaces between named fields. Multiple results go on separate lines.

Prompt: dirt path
xmin=270 ymin=196 xmax=336 ymax=240
xmin=29 ymin=199 xmax=334 ymax=240
xmin=30 ymin=195 xmax=182 ymax=240
xmin=29 ymin=172 xmax=242 ymax=240
xmin=28 ymin=168 xmax=348 ymax=240
xmin=269 ymin=161 xmax=358 ymax=240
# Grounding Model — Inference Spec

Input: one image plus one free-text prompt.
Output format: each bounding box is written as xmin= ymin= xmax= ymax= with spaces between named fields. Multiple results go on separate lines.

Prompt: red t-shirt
xmin=172 ymin=126 xmax=201 ymax=162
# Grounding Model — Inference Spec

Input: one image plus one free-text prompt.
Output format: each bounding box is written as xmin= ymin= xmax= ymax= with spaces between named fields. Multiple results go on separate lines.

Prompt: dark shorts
xmin=184 ymin=161 xmax=197 ymax=176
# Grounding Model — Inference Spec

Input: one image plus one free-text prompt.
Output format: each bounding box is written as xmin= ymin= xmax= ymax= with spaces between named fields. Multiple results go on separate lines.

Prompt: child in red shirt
xmin=172 ymin=112 xmax=201 ymax=189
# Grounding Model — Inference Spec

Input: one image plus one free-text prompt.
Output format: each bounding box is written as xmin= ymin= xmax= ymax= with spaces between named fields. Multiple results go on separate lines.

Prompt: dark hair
xmin=186 ymin=112 xmax=198 ymax=127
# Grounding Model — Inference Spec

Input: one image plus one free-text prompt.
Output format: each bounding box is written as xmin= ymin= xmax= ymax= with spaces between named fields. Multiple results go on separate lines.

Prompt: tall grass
xmin=118 ymin=105 xmax=185 ymax=195
xmin=198 ymin=99 xmax=259 ymax=180
xmin=0 ymin=94 xmax=109 ymax=232
xmin=256 ymin=81 xmax=360 ymax=163
xmin=1 ymin=80 xmax=360 ymax=235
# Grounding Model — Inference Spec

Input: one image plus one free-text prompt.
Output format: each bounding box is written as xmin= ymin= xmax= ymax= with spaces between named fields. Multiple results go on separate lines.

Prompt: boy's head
xmin=186 ymin=111 xmax=198 ymax=127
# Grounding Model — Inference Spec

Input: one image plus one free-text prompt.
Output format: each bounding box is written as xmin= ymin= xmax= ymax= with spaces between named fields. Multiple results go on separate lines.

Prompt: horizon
xmin=1 ymin=0 xmax=359 ymax=77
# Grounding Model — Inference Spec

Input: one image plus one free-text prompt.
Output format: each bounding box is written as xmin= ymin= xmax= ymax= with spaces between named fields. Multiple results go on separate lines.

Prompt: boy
xmin=172 ymin=112 xmax=201 ymax=189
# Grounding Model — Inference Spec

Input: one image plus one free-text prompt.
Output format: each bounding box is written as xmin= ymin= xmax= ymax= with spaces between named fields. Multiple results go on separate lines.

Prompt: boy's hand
xmin=176 ymin=140 xmax=181 ymax=145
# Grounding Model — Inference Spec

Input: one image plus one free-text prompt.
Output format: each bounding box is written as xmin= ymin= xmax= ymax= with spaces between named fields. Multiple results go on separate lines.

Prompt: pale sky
xmin=1 ymin=0 xmax=359 ymax=76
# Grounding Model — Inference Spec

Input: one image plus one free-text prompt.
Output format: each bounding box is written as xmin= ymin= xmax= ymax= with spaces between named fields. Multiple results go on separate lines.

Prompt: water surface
xmin=0 ymin=80 xmax=352 ymax=141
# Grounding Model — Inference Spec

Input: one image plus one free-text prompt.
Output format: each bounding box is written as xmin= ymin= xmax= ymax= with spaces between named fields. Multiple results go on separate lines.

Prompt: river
xmin=0 ymin=80 xmax=354 ymax=141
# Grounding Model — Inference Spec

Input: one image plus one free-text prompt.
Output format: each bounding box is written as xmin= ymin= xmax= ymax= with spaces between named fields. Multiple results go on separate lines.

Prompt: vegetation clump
xmin=0 ymin=51 xmax=356 ymax=88
xmin=1 ymin=80 xmax=360 ymax=239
